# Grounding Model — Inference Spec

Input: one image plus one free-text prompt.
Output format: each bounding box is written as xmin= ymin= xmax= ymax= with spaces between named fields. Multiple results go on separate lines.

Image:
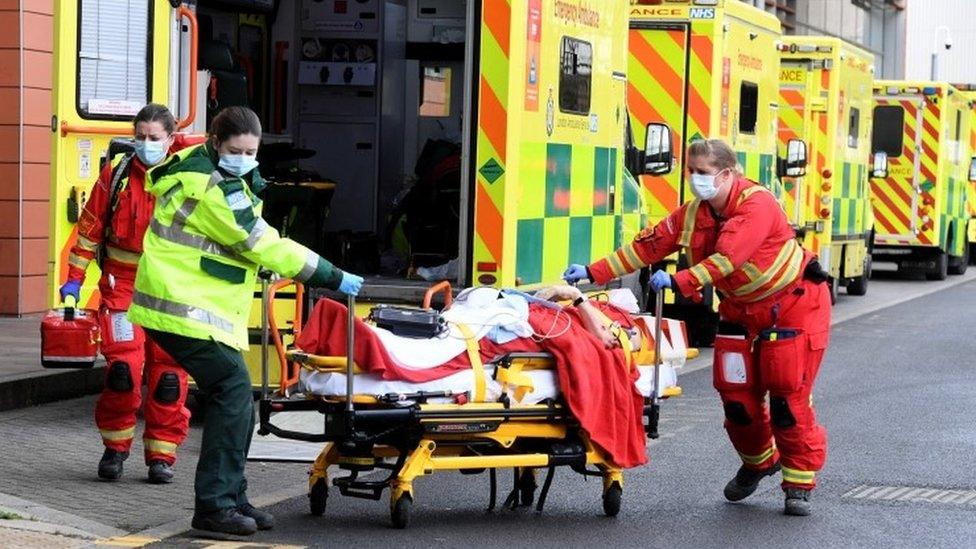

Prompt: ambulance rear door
xmin=50 ymin=0 xmax=179 ymax=307
xmin=871 ymin=94 xmax=923 ymax=242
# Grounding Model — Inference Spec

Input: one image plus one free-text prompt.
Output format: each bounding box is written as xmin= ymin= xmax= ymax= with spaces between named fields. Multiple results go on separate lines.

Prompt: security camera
xmin=944 ymin=41 xmax=953 ymax=50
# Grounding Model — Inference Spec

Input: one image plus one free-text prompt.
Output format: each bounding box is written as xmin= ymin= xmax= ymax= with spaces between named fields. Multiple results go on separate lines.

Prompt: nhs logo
xmin=689 ymin=8 xmax=715 ymax=19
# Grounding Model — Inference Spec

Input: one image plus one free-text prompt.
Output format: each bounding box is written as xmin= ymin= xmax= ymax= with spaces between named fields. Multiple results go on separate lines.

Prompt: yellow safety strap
xmin=592 ymin=310 xmax=633 ymax=370
xmin=494 ymin=360 xmax=535 ymax=403
xmin=452 ymin=323 xmax=486 ymax=403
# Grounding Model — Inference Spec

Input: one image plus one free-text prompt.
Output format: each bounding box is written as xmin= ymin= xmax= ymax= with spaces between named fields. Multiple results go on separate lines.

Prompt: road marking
xmin=843 ymin=484 xmax=976 ymax=507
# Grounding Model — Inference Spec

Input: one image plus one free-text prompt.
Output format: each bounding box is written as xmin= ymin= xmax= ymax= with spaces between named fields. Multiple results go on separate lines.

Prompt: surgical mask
xmin=134 ymin=139 xmax=168 ymax=166
xmin=689 ymin=169 xmax=727 ymax=201
xmin=218 ymin=154 xmax=259 ymax=177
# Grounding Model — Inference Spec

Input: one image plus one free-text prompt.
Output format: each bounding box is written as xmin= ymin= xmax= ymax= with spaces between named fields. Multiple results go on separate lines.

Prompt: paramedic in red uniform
xmin=59 ymin=104 xmax=202 ymax=484
xmin=564 ymin=138 xmax=831 ymax=516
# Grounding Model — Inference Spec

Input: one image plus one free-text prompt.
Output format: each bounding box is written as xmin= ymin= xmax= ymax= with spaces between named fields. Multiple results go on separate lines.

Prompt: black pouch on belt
xmin=803 ymin=259 xmax=829 ymax=284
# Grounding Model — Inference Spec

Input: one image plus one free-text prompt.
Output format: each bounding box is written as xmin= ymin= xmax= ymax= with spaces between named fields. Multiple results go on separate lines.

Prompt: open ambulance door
xmin=50 ymin=0 xmax=184 ymax=308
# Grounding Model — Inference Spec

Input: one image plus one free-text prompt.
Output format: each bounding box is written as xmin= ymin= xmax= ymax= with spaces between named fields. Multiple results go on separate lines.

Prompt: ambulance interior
xmin=190 ymin=0 xmax=471 ymax=295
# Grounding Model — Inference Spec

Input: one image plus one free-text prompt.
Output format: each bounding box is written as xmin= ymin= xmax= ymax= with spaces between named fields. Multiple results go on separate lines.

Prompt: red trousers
xmin=94 ymin=307 xmax=190 ymax=465
xmin=712 ymin=278 xmax=830 ymax=490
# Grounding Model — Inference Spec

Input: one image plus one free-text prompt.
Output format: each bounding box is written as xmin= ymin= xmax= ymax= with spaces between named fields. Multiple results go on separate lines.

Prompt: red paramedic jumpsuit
xmin=588 ymin=175 xmax=830 ymax=490
xmin=66 ymin=135 xmax=204 ymax=465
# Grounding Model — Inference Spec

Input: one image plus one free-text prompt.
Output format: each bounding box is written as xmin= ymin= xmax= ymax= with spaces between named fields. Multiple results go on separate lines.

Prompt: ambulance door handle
xmin=609 ymin=184 xmax=616 ymax=214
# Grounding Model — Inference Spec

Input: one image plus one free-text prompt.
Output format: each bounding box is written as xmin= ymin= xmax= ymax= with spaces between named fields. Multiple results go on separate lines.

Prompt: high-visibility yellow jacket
xmin=128 ymin=143 xmax=343 ymax=350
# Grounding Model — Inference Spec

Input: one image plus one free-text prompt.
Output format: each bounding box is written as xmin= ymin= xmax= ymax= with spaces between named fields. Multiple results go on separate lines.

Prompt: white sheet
xmin=300 ymin=364 xmax=678 ymax=406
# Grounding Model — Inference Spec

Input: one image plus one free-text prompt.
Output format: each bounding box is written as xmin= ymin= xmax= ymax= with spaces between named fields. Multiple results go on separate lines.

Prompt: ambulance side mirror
xmin=871 ymin=151 xmax=889 ymax=179
xmin=969 ymin=157 xmax=976 ymax=182
xmin=778 ymin=139 xmax=808 ymax=178
xmin=643 ymin=123 xmax=674 ymax=176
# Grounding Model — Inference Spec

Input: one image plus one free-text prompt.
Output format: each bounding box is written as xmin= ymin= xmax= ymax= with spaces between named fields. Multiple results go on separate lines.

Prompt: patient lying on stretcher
xmin=292 ymin=285 xmax=694 ymax=406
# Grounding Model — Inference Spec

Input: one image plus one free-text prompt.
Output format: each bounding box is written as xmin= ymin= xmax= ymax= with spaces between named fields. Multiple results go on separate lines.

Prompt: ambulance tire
xmin=846 ymin=254 xmax=871 ymax=296
xmin=602 ymin=483 xmax=622 ymax=518
xmin=948 ymin=245 xmax=968 ymax=275
xmin=309 ymin=478 xmax=328 ymax=516
xmin=391 ymin=494 xmax=412 ymax=529
xmin=925 ymin=250 xmax=948 ymax=281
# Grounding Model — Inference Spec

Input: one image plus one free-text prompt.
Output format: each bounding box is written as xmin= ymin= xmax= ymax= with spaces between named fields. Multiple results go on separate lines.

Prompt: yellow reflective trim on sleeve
xmin=735 ymin=185 xmax=768 ymax=208
xmin=745 ymin=247 xmax=804 ymax=303
xmin=621 ymin=244 xmax=645 ymax=272
xmin=689 ymin=263 xmax=712 ymax=286
xmin=143 ymin=438 xmax=178 ymax=456
xmin=741 ymin=262 xmax=764 ymax=282
xmin=68 ymin=254 xmax=91 ymax=270
xmin=706 ymin=253 xmax=735 ymax=277
xmin=781 ymin=466 xmax=816 ymax=485
xmin=105 ymin=246 xmax=141 ymax=265
xmin=453 ymin=323 xmax=486 ymax=403
xmin=77 ymin=235 xmax=99 ymax=252
xmin=738 ymin=444 xmax=776 ymax=466
xmin=607 ymin=252 xmax=628 ymax=278
xmin=100 ymin=426 xmax=136 ymax=442
xmin=678 ymin=200 xmax=701 ymax=247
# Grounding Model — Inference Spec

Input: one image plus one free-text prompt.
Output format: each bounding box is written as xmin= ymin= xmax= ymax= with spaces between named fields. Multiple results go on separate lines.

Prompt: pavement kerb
xmin=0 ymin=492 xmax=124 ymax=539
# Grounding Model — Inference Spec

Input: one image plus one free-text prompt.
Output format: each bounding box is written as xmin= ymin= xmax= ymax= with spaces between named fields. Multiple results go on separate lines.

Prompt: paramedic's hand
xmin=649 ymin=270 xmax=672 ymax=293
xmin=59 ymin=280 xmax=82 ymax=303
xmin=338 ymin=272 xmax=364 ymax=296
xmin=562 ymin=264 xmax=589 ymax=284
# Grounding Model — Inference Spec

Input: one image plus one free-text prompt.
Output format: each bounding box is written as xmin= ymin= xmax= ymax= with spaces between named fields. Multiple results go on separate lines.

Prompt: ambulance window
xmin=420 ymin=67 xmax=452 ymax=118
xmin=76 ymin=0 xmax=152 ymax=120
xmin=739 ymin=82 xmax=759 ymax=134
xmin=848 ymin=108 xmax=860 ymax=148
xmin=559 ymin=37 xmax=592 ymax=115
xmin=872 ymin=106 xmax=904 ymax=158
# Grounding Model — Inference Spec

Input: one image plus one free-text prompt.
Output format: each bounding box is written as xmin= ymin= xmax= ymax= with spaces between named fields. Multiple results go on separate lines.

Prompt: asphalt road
xmin=157 ymin=273 xmax=976 ymax=549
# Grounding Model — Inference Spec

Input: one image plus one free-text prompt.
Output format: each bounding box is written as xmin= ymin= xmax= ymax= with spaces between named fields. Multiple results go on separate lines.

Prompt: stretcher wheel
xmin=518 ymin=470 xmax=537 ymax=506
xmin=309 ymin=478 xmax=328 ymax=516
xmin=602 ymin=483 xmax=622 ymax=518
xmin=391 ymin=495 xmax=412 ymax=529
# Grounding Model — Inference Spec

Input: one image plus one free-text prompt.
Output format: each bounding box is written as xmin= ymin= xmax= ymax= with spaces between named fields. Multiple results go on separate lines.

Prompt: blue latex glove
xmin=562 ymin=264 xmax=589 ymax=284
xmin=338 ymin=272 xmax=364 ymax=296
xmin=59 ymin=280 xmax=82 ymax=303
xmin=649 ymin=270 xmax=672 ymax=293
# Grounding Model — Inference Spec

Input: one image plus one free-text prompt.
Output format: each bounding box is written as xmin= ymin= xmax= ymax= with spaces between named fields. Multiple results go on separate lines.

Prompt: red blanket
xmin=295 ymin=299 xmax=647 ymax=468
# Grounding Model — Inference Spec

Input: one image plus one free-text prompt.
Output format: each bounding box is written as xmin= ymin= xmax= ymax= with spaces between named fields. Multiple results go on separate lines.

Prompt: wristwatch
xmin=572 ymin=295 xmax=587 ymax=307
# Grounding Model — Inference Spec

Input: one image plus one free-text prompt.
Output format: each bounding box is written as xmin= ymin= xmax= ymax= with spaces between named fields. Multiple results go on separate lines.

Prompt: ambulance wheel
xmin=846 ymin=254 xmax=871 ymax=296
xmin=602 ymin=483 xmax=622 ymax=517
xmin=948 ymin=244 xmax=969 ymax=275
xmin=309 ymin=478 xmax=328 ymax=516
xmin=391 ymin=495 xmax=412 ymax=529
xmin=926 ymin=250 xmax=948 ymax=281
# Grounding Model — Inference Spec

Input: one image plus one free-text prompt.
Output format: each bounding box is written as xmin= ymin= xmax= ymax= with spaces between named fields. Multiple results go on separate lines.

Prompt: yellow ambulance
xmin=777 ymin=36 xmax=875 ymax=299
xmin=626 ymin=0 xmax=796 ymax=343
xmin=870 ymin=81 xmax=971 ymax=279
xmin=951 ymin=83 xmax=976 ymax=265
xmin=50 ymin=1 xmax=643 ymax=386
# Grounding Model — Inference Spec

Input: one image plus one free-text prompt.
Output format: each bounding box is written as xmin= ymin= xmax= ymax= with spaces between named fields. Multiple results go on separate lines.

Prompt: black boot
xmin=723 ymin=462 xmax=781 ymax=502
xmin=191 ymin=508 xmax=257 ymax=536
xmin=238 ymin=503 xmax=274 ymax=530
xmin=98 ymin=449 xmax=128 ymax=481
xmin=784 ymin=487 xmax=812 ymax=516
xmin=148 ymin=460 xmax=174 ymax=484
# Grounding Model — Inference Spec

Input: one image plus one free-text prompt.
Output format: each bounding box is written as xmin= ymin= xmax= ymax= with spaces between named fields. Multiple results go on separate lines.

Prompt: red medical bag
xmin=40 ymin=305 xmax=101 ymax=368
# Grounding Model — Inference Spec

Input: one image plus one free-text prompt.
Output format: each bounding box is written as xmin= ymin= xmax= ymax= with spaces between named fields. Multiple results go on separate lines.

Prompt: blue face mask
xmin=218 ymin=154 xmax=260 ymax=177
xmin=134 ymin=139 xmax=168 ymax=166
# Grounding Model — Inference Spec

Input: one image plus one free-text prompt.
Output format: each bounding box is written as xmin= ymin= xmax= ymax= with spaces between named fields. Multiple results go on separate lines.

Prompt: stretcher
xmin=257 ymin=279 xmax=697 ymax=528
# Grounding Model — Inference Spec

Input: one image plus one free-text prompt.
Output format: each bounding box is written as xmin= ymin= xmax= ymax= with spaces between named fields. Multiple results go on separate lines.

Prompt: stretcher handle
xmin=422 ymin=280 xmax=453 ymax=310
xmin=267 ymin=278 xmax=305 ymax=394
xmin=652 ymin=288 xmax=664 ymax=402
xmin=175 ymin=5 xmax=199 ymax=130
xmin=63 ymin=295 xmax=78 ymax=322
xmin=346 ymin=295 xmax=356 ymax=412
xmin=259 ymin=270 xmax=272 ymax=401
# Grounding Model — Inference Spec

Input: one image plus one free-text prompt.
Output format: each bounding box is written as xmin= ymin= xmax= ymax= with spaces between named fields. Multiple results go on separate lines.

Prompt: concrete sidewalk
xmin=0 ymin=314 xmax=106 ymax=412
xmin=0 ymin=394 xmax=311 ymax=546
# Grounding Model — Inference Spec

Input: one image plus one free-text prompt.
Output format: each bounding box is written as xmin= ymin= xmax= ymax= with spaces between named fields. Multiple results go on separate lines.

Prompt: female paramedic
xmin=128 ymin=106 xmax=364 ymax=536
xmin=564 ymin=138 xmax=831 ymax=517
xmin=60 ymin=104 xmax=202 ymax=484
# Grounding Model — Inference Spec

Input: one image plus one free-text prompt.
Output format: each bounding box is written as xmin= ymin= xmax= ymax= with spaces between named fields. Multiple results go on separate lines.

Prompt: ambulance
xmin=50 ymin=1 xmax=643 ymax=386
xmin=777 ymin=36 xmax=875 ymax=298
xmin=870 ymin=81 xmax=971 ymax=279
xmin=951 ymin=83 xmax=976 ymax=265
xmin=626 ymin=0 xmax=802 ymax=343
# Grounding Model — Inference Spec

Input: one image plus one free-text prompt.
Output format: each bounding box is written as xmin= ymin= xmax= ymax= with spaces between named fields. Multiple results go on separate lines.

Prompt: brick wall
xmin=0 ymin=0 xmax=52 ymax=315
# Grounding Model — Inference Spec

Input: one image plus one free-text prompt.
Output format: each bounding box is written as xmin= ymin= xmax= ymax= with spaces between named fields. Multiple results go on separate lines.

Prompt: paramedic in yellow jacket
xmin=128 ymin=106 xmax=364 ymax=537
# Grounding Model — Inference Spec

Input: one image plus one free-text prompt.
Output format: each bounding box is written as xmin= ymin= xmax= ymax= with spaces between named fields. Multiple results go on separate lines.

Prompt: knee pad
xmin=770 ymin=396 xmax=796 ymax=428
xmin=106 ymin=362 xmax=133 ymax=392
xmin=724 ymin=401 xmax=751 ymax=426
xmin=153 ymin=372 xmax=181 ymax=404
